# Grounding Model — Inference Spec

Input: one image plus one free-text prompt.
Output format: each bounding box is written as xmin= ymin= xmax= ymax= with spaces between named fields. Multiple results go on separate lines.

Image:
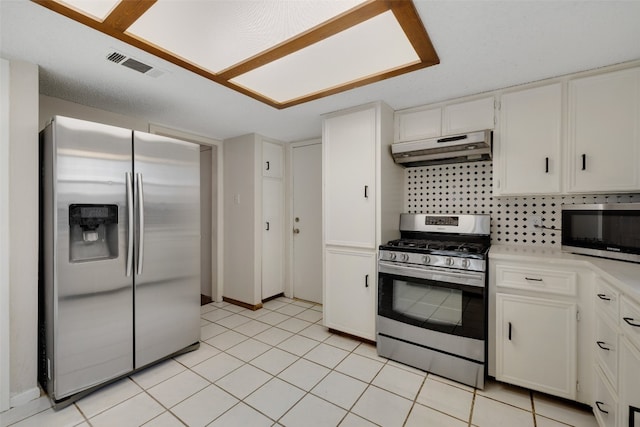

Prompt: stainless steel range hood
xmin=391 ymin=130 xmax=492 ymax=167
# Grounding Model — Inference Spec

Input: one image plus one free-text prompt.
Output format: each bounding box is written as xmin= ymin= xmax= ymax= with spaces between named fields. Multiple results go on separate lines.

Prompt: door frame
xmin=285 ymin=138 xmax=321 ymax=300
xmin=149 ymin=124 xmax=224 ymax=302
xmin=1 ymin=58 xmax=11 ymax=412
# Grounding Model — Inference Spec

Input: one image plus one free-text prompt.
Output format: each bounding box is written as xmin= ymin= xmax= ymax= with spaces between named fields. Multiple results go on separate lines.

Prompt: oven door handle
xmin=378 ymin=261 xmax=485 ymax=287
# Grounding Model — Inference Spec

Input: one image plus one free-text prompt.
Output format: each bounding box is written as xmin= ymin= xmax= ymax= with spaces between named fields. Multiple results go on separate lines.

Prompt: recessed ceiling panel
xmin=58 ymin=0 xmax=119 ymax=21
xmin=126 ymin=0 xmax=366 ymax=73
xmin=230 ymin=11 xmax=420 ymax=103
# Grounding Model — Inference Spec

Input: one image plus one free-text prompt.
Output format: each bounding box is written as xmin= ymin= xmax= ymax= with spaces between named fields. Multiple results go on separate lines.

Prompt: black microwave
xmin=561 ymin=203 xmax=640 ymax=263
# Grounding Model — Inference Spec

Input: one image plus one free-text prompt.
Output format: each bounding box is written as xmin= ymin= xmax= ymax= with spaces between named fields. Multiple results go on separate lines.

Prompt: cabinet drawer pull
xmin=266 ymin=161 xmax=270 ymax=171
xmin=508 ymin=322 xmax=512 ymax=341
xmin=266 ymin=222 xmax=270 ymax=231
xmin=596 ymin=341 xmax=611 ymax=351
xmin=581 ymin=154 xmax=586 ymax=171
xmin=597 ymin=293 xmax=611 ymax=301
xmin=364 ymin=185 xmax=369 ymax=199
xmin=595 ymin=401 xmax=609 ymax=415
xmin=365 ymin=274 xmax=369 ymax=288
xmin=545 ymin=157 xmax=549 ymax=174
xmin=623 ymin=317 xmax=640 ymax=327
xmin=525 ymin=277 xmax=543 ymax=282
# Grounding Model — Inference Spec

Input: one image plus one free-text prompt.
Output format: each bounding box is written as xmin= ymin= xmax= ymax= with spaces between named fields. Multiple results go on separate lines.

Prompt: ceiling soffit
xmin=32 ymin=0 xmax=439 ymax=109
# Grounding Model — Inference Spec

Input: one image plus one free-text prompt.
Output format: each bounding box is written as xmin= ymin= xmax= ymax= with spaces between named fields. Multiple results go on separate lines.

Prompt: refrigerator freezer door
xmin=133 ymin=132 xmax=200 ymax=368
xmin=50 ymin=116 xmax=134 ymax=399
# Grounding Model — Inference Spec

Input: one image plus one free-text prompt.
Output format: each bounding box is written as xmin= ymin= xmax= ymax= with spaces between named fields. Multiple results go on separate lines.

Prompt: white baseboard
xmin=10 ymin=387 xmax=40 ymax=408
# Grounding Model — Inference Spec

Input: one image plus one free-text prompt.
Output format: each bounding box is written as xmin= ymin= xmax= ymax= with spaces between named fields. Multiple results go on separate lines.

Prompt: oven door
xmin=378 ymin=261 xmax=486 ymax=340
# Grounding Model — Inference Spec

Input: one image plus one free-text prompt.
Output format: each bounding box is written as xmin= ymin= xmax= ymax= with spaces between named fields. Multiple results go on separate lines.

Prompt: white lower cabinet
xmin=324 ymin=248 xmax=376 ymax=340
xmin=262 ymin=177 xmax=284 ymax=299
xmin=496 ymin=293 xmax=577 ymax=399
xmin=619 ymin=337 xmax=640 ymax=427
xmin=592 ymin=282 xmax=640 ymax=427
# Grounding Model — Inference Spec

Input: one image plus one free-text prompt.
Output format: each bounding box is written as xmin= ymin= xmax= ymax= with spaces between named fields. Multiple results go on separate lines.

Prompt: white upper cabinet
xmin=263 ymin=140 xmax=283 ymax=178
xmin=395 ymin=106 xmax=441 ymax=142
xmin=567 ymin=67 xmax=640 ymax=193
xmin=324 ymin=107 xmax=377 ymax=248
xmin=495 ymin=83 xmax=562 ymax=195
xmin=443 ymin=96 xmax=495 ymax=135
xmin=395 ymin=96 xmax=495 ymax=143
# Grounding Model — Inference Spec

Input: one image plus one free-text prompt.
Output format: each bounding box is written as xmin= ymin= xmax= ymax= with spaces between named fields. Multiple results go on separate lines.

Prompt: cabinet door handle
xmin=597 ymin=293 xmax=611 ymax=301
xmin=581 ymin=154 xmax=586 ymax=171
xmin=266 ymin=222 xmax=270 ymax=231
xmin=545 ymin=157 xmax=549 ymax=173
xmin=595 ymin=401 xmax=609 ymax=415
xmin=525 ymin=277 xmax=543 ymax=282
xmin=596 ymin=341 xmax=611 ymax=351
xmin=266 ymin=161 xmax=270 ymax=171
xmin=508 ymin=322 xmax=512 ymax=341
xmin=364 ymin=185 xmax=368 ymax=198
xmin=623 ymin=317 xmax=640 ymax=327
xmin=365 ymin=274 xmax=369 ymax=288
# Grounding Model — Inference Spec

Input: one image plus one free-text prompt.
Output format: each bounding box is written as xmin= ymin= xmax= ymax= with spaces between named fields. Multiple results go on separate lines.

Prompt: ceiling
xmin=2 ymin=0 xmax=640 ymax=143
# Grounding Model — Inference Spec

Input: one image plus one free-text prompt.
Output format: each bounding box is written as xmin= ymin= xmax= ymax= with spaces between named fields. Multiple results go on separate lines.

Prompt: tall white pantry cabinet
xmin=322 ymin=102 xmax=403 ymax=341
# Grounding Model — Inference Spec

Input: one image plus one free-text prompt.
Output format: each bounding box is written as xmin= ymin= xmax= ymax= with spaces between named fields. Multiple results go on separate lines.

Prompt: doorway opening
xmin=149 ymin=124 xmax=223 ymax=304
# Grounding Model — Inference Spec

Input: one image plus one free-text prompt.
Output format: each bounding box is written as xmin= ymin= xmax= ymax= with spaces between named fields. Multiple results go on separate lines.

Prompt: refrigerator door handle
xmin=126 ymin=172 xmax=134 ymax=277
xmin=136 ymin=173 xmax=145 ymax=275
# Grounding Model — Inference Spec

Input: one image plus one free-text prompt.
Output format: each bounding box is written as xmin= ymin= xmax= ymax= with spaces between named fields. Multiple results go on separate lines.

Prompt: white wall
xmin=5 ymin=60 xmax=40 ymax=408
xmin=223 ymin=134 xmax=260 ymax=305
xmin=39 ymin=95 xmax=148 ymax=131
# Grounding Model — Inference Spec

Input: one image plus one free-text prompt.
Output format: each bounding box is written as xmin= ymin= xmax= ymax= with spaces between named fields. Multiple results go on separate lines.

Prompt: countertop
xmin=489 ymin=244 xmax=640 ymax=302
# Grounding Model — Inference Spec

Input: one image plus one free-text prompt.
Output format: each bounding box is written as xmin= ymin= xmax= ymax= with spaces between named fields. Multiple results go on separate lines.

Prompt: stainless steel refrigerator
xmin=39 ymin=116 xmax=200 ymax=407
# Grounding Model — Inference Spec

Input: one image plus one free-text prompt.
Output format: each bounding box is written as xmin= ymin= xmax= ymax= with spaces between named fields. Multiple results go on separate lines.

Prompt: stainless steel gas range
xmin=377 ymin=213 xmax=490 ymax=389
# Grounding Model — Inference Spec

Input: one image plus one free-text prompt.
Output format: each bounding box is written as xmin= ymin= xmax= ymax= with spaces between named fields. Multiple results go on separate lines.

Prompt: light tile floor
xmin=1 ymin=297 xmax=599 ymax=427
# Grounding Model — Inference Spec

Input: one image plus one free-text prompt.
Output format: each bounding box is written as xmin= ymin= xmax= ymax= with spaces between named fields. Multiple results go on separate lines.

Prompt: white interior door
xmin=292 ymin=143 xmax=322 ymax=303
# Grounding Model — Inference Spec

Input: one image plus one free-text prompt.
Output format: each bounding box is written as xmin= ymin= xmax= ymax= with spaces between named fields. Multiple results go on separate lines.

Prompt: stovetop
xmin=382 ymin=238 xmax=489 ymax=257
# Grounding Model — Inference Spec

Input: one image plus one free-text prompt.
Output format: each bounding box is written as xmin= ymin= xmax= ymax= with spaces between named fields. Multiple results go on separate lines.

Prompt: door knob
xmin=293 ymin=228 xmax=300 ymax=234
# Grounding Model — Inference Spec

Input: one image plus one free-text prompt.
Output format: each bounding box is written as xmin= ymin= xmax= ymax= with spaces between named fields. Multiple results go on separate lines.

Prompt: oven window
xmin=394 ymin=281 xmax=462 ymax=326
xmin=379 ymin=273 xmax=485 ymax=340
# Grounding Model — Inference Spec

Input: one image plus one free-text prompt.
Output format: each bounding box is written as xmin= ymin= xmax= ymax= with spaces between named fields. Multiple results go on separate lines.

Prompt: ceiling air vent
xmin=106 ymin=51 xmax=126 ymax=64
xmin=105 ymin=50 xmax=165 ymax=78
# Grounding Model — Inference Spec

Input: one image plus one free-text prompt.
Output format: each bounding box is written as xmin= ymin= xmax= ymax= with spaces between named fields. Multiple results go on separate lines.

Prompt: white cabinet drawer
xmin=620 ymin=296 xmax=640 ymax=350
xmin=495 ymin=263 xmax=577 ymax=296
xmin=593 ymin=366 xmax=618 ymax=427
xmin=594 ymin=314 xmax=619 ymax=389
xmin=595 ymin=278 xmax=620 ymax=324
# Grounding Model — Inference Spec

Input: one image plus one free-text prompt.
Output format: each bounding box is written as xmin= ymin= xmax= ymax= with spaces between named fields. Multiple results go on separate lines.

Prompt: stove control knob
xmin=446 ymin=257 xmax=454 ymax=266
xmin=461 ymin=259 xmax=470 ymax=269
xmin=401 ymin=253 xmax=409 ymax=262
xmin=389 ymin=253 xmax=396 ymax=261
xmin=422 ymin=255 xmax=431 ymax=264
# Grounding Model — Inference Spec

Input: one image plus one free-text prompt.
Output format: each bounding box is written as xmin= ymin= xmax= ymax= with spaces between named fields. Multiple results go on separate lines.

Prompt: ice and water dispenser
xmin=69 ymin=204 xmax=118 ymax=262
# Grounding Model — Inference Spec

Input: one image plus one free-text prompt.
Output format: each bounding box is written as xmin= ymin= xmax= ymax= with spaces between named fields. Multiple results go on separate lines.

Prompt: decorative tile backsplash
xmin=404 ymin=161 xmax=640 ymax=248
